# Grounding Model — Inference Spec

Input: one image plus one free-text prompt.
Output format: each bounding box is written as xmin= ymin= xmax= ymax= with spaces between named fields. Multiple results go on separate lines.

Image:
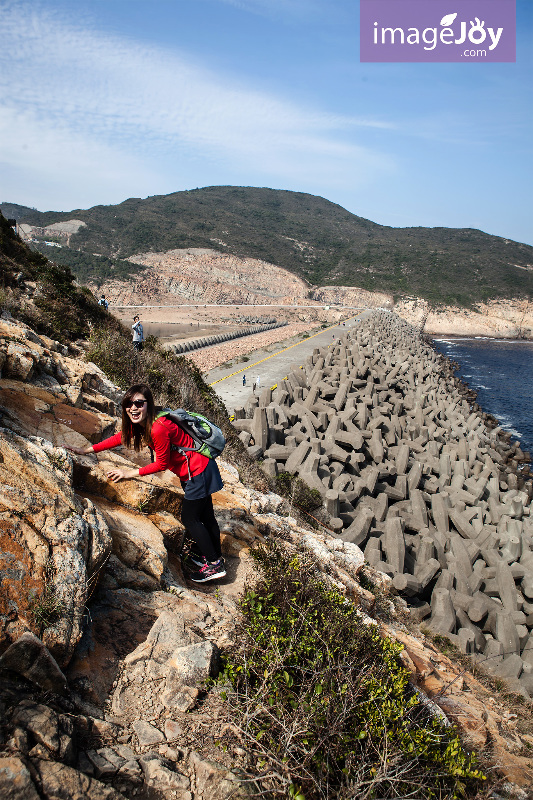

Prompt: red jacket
xmin=92 ymin=415 xmax=209 ymax=481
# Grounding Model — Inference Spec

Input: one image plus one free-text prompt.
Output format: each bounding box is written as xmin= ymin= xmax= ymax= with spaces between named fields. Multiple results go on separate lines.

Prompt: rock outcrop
xmin=1 ymin=307 xmax=533 ymax=796
xmin=396 ymin=297 xmax=533 ymax=339
xmin=91 ymin=248 xmax=312 ymax=307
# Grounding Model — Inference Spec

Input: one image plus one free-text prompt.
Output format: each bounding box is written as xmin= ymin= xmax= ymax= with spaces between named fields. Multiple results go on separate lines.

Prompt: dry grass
xmin=86 ymin=324 xmax=271 ymax=491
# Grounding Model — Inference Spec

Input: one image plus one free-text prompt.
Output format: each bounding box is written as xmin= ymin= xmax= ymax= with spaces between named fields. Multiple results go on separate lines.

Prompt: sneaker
xmin=183 ymin=549 xmax=225 ymax=568
xmin=188 ymin=559 xmax=226 ymax=583
xmin=182 ymin=549 xmax=206 ymax=568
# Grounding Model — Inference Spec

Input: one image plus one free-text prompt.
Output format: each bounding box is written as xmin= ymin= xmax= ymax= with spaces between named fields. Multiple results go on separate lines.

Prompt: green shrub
xmin=275 ymin=472 xmax=322 ymax=514
xmin=220 ymin=542 xmax=486 ymax=799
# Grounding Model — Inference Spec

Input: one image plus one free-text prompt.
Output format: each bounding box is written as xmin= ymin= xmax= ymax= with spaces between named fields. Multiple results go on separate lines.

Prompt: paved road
xmin=205 ymin=312 xmax=368 ymax=414
xmin=114 ymin=304 xmax=370 ymax=309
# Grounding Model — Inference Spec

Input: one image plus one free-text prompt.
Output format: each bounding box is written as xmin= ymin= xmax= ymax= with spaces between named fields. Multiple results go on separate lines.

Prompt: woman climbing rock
xmin=66 ymin=383 xmax=226 ymax=583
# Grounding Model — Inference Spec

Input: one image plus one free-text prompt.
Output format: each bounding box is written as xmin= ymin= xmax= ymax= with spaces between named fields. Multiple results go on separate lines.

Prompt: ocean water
xmin=432 ymin=337 xmax=533 ymax=457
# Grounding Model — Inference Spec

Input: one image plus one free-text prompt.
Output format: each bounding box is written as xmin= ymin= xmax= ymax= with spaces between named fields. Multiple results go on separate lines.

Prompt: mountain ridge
xmin=2 ymin=185 xmax=533 ymax=307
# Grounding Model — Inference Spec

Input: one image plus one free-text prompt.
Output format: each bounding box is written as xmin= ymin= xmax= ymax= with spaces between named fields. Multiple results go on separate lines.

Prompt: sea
xmin=432 ymin=337 xmax=533 ymax=458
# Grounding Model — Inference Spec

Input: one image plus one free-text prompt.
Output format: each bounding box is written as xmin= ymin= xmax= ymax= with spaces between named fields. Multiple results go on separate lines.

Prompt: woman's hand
xmin=107 ymin=467 xmax=139 ymax=483
xmin=66 ymin=445 xmax=93 ymax=455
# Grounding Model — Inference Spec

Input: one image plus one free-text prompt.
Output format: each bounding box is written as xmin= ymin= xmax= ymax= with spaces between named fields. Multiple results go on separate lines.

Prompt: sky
xmin=0 ymin=0 xmax=531 ymax=245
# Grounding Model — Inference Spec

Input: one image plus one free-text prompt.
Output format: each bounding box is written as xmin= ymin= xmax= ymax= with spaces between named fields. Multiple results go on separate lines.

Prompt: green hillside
xmin=3 ymin=186 xmax=532 ymax=306
xmin=0 ymin=212 xmax=110 ymax=342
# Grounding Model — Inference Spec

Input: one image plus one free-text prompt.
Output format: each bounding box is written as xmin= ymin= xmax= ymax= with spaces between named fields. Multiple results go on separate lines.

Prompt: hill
xmin=0 ymin=211 xmax=110 ymax=342
xmin=2 ymin=186 xmax=533 ymax=307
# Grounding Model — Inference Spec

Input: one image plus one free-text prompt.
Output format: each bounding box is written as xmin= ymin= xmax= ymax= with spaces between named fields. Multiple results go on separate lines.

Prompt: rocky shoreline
xmin=396 ymin=297 xmax=533 ymax=341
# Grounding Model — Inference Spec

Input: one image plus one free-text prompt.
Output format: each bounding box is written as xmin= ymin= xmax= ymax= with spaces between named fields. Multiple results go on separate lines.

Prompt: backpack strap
xmin=153 ymin=411 xmax=203 ymax=454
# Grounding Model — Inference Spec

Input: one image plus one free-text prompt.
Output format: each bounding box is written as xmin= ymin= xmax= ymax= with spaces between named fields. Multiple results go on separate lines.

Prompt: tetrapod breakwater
xmin=231 ymin=311 xmax=533 ymax=696
xmin=169 ymin=321 xmax=286 ymax=355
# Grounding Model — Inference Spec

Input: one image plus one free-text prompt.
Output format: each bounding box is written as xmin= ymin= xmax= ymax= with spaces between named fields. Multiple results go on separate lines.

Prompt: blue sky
xmin=0 ymin=0 xmax=531 ymax=245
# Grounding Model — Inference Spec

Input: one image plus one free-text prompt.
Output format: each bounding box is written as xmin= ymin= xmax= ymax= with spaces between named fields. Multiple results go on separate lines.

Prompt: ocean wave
xmin=504 ymin=428 xmax=523 ymax=439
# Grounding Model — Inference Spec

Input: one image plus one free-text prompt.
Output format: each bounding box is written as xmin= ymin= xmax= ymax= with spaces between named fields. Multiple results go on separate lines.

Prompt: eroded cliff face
xmin=87 ymin=245 xmax=532 ymax=339
xmin=90 ymin=249 xmax=313 ymax=307
xmin=87 ymin=247 xmax=396 ymax=312
xmin=396 ymin=297 xmax=533 ymax=339
xmin=1 ymin=309 xmax=533 ymax=798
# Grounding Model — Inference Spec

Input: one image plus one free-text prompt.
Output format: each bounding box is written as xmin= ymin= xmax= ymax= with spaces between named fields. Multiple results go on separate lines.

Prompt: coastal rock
xmin=0 ymin=756 xmax=40 ymax=799
xmin=88 ymin=496 xmax=167 ymax=581
xmin=0 ymin=632 xmax=67 ymax=693
xmin=34 ymin=759 xmax=127 ymax=800
xmin=90 ymin=248 xmax=312 ymax=307
xmin=0 ymin=427 xmax=112 ymax=664
xmin=72 ymin=454 xmax=184 ymax=518
xmin=396 ymin=296 xmax=533 ymax=339
xmin=189 ymin=750 xmax=253 ymax=800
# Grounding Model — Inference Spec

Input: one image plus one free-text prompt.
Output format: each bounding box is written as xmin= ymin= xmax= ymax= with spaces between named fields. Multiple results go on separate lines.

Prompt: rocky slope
xmin=81 ymin=246 xmax=533 ymax=339
xmin=119 ymin=249 xmax=310 ymax=306
xmin=1 ymin=309 xmax=533 ymax=798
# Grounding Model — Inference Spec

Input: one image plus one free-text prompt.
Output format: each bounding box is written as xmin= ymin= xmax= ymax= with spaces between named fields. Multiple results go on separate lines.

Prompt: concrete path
xmin=205 ymin=312 xmax=368 ymax=414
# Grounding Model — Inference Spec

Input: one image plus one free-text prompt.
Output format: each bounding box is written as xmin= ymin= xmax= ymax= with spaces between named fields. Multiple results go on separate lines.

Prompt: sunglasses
xmin=125 ymin=399 xmax=147 ymax=409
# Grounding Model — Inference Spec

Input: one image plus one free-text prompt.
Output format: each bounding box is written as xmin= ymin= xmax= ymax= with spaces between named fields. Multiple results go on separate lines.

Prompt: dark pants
xmin=181 ymin=495 xmax=221 ymax=562
xmin=133 ymin=341 xmax=144 ymax=352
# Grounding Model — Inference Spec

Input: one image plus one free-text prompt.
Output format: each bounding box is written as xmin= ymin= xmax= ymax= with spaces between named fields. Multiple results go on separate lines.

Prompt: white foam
xmin=504 ymin=428 xmax=522 ymax=439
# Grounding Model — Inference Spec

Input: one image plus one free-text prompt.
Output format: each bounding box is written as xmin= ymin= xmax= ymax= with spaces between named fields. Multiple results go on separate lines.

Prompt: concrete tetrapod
xmin=230 ymin=311 xmax=533 ymax=694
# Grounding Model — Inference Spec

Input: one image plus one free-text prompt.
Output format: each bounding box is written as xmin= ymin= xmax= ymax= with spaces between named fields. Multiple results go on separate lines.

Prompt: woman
xmin=67 ymin=383 xmax=225 ymax=583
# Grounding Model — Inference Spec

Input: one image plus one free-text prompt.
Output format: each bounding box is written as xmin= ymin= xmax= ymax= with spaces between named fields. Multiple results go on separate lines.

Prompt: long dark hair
xmin=121 ymin=383 xmax=158 ymax=451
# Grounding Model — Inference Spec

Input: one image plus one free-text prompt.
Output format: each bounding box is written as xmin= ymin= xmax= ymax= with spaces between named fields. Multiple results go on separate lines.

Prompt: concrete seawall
xmin=231 ymin=310 xmax=533 ymax=696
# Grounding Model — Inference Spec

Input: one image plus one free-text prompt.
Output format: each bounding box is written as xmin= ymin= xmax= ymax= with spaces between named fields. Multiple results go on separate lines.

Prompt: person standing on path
xmin=242 ymin=374 xmax=246 ymax=386
xmin=99 ymin=294 xmax=109 ymax=311
xmin=65 ymin=383 xmax=226 ymax=583
xmin=132 ymin=315 xmax=144 ymax=352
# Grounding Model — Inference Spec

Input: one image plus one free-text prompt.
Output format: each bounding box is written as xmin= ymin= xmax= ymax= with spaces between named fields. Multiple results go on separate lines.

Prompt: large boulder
xmin=87 ymin=496 xmax=167 ymax=581
xmin=0 ymin=429 xmax=111 ymax=666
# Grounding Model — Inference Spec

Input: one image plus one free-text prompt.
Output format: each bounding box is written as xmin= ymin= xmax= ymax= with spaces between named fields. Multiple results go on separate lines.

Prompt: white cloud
xmin=213 ymin=0 xmax=325 ymax=20
xmin=0 ymin=105 xmax=159 ymax=209
xmin=0 ymin=0 xmax=394 ymax=209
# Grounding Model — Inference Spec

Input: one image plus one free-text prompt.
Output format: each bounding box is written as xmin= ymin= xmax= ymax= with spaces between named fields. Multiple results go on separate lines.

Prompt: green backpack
xmin=155 ymin=409 xmax=226 ymax=459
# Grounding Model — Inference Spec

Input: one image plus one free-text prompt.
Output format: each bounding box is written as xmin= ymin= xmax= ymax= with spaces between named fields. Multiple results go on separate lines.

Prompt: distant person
xmin=98 ymin=294 xmax=109 ymax=311
xmin=242 ymin=374 xmax=246 ymax=386
xmin=256 ymin=376 xmax=260 ymax=389
xmin=132 ymin=315 xmax=144 ymax=352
